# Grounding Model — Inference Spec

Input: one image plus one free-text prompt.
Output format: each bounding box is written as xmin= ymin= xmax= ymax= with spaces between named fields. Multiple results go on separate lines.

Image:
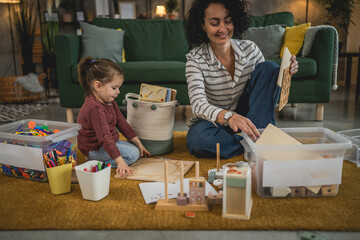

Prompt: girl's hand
xmin=130 ymin=136 xmax=151 ymax=157
xmin=115 ymin=156 xmax=133 ymax=177
xmin=228 ymin=113 xmax=260 ymax=141
xmin=290 ymin=55 xmax=298 ymax=75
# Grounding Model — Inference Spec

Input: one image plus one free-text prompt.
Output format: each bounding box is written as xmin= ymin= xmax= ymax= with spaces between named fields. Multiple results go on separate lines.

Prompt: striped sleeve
xmin=185 ymin=58 xmax=223 ymax=122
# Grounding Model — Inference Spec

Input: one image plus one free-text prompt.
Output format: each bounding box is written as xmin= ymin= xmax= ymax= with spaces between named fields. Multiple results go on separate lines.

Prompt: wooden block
xmin=321 ymin=185 xmax=338 ymax=196
xmin=207 ymin=191 xmax=223 ymax=205
xmin=290 ymin=187 xmax=306 ymax=197
xmin=306 ymin=185 xmax=321 ymax=194
xmin=155 ymin=199 xmax=209 ymax=211
xmin=177 ymin=193 xmax=187 ymax=206
xmin=270 ymin=187 xmax=291 ymax=197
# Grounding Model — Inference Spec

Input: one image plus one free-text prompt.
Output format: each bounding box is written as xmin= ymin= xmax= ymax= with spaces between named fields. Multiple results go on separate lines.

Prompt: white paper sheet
xmin=139 ymin=178 xmax=218 ymax=204
xmin=262 ymin=157 xmax=343 ymax=187
xmin=0 ymin=142 xmax=44 ymax=171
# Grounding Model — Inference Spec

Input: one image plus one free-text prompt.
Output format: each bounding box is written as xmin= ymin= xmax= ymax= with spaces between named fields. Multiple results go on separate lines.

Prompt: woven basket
xmin=0 ymin=73 xmax=45 ymax=103
xmin=125 ymin=93 xmax=178 ymax=155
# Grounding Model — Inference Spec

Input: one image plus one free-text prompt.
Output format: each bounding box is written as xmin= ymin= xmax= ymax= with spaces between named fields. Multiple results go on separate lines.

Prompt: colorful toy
xmin=155 ymin=160 xmax=209 ymax=211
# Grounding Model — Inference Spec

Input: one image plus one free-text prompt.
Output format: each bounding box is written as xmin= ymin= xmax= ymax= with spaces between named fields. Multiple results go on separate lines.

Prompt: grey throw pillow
xmin=80 ymin=22 xmax=124 ymax=62
xmin=243 ymin=24 xmax=285 ymax=59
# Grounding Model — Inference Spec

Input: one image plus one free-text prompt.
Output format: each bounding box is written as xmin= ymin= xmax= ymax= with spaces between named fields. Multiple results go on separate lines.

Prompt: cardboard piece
xmin=255 ymin=123 xmax=301 ymax=146
xmin=114 ymin=158 xmax=194 ymax=183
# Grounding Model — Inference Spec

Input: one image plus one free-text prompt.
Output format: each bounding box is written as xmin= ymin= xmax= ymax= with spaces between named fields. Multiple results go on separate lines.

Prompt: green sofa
xmin=55 ymin=11 xmax=335 ymax=122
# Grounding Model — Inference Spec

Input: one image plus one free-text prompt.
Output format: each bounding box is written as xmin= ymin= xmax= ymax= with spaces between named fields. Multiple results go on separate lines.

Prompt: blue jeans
xmin=187 ymin=61 xmax=280 ymax=159
xmin=87 ymin=140 xmax=140 ymax=168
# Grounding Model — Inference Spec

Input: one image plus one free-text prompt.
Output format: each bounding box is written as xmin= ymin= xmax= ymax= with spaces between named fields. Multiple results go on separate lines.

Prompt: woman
xmin=184 ymin=0 xmax=298 ymax=158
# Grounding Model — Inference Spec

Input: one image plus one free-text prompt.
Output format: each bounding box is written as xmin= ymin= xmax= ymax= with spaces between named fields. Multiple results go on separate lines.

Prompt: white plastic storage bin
xmin=241 ymin=127 xmax=352 ymax=198
xmin=75 ymin=160 xmax=111 ymax=201
xmin=0 ymin=119 xmax=81 ymax=181
xmin=337 ymin=129 xmax=360 ymax=167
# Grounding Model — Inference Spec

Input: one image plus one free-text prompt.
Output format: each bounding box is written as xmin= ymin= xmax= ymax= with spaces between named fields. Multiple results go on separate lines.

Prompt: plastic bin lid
xmin=0 ymin=119 xmax=81 ymax=146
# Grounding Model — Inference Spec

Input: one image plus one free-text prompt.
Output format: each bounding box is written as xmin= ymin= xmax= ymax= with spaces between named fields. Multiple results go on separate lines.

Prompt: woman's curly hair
xmin=184 ymin=0 xmax=250 ymax=46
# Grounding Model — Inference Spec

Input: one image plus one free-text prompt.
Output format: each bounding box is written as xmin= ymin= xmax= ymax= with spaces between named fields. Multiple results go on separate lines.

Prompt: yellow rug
xmin=0 ymin=131 xmax=359 ymax=230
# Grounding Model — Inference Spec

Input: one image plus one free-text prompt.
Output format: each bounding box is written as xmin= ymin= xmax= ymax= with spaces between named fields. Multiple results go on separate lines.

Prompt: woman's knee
xmin=257 ymin=61 xmax=280 ymax=73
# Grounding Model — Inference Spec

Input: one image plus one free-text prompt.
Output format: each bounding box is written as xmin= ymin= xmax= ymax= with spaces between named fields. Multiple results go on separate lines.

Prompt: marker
xmin=101 ymin=162 xmax=106 ymax=169
xmin=98 ymin=162 xmax=102 ymax=171
xmin=84 ymin=168 xmax=89 ymax=172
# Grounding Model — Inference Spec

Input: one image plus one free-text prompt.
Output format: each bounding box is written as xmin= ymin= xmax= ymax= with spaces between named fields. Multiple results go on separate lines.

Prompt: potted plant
xmin=59 ymin=0 xmax=74 ymax=22
xmin=316 ymin=0 xmax=359 ymax=51
xmin=165 ymin=0 xmax=178 ymax=19
xmin=11 ymin=0 xmax=38 ymax=75
xmin=42 ymin=20 xmax=59 ymax=93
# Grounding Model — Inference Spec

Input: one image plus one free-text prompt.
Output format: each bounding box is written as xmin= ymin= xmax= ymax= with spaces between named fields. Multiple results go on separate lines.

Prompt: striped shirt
xmin=185 ymin=39 xmax=264 ymax=124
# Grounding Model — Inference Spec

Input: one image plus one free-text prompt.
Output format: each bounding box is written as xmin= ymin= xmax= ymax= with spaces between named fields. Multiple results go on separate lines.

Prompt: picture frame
xmin=44 ymin=11 xmax=59 ymax=22
xmin=75 ymin=10 xmax=86 ymax=22
xmin=118 ymin=1 xmax=136 ymax=19
xmin=95 ymin=0 xmax=110 ymax=17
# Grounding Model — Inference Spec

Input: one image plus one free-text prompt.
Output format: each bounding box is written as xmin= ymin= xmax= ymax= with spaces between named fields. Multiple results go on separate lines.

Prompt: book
xmin=277 ymin=47 xmax=292 ymax=111
xmin=139 ymin=83 xmax=177 ymax=103
xmin=139 ymin=178 xmax=218 ymax=204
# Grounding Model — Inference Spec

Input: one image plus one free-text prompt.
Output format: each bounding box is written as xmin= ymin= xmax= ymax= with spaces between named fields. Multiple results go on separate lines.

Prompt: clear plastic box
xmin=0 ymin=119 xmax=81 ymax=181
xmin=241 ymin=127 xmax=352 ymax=198
xmin=337 ymin=129 xmax=360 ymax=168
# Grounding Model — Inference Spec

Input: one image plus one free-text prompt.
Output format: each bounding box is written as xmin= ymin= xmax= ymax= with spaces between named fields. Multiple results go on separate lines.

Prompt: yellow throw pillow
xmin=280 ymin=23 xmax=311 ymax=58
xmin=117 ymin=28 xmax=126 ymax=62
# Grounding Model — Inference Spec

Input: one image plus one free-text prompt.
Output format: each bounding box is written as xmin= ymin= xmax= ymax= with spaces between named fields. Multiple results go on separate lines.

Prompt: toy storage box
xmin=241 ymin=127 xmax=352 ymax=198
xmin=0 ymin=119 xmax=81 ymax=181
xmin=337 ymin=129 xmax=360 ymax=167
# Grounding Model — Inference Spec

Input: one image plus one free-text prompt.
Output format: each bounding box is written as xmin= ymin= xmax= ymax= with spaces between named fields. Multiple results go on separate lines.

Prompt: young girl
xmin=77 ymin=56 xmax=151 ymax=177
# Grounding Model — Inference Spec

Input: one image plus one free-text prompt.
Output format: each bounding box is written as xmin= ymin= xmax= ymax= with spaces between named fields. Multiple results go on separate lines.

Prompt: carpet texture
xmin=0 ymin=131 xmax=359 ymax=231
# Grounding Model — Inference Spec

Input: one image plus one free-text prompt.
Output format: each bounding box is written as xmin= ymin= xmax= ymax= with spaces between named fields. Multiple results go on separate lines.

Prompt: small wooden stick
xmin=195 ymin=161 xmax=199 ymax=178
xmin=216 ymin=143 xmax=220 ymax=172
xmin=180 ymin=161 xmax=184 ymax=197
xmin=164 ymin=161 xmax=168 ymax=201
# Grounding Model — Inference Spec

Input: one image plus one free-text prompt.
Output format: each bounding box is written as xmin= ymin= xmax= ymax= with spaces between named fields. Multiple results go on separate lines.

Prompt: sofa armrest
xmin=309 ymin=28 xmax=335 ymax=101
xmin=55 ymin=35 xmax=82 ymax=107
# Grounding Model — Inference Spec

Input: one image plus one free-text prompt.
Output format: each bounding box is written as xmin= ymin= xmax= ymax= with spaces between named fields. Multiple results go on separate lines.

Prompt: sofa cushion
xmin=243 ymin=24 xmax=285 ymax=59
xmin=268 ymin=57 xmax=317 ymax=79
xmin=91 ymin=19 xmax=189 ymax=62
xmin=280 ymin=23 xmax=311 ymax=57
xmin=72 ymin=61 xmax=186 ymax=84
xmin=79 ymin=22 xmax=124 ymax=62
xmin=250 ymin=12 xmax=294 ymax=27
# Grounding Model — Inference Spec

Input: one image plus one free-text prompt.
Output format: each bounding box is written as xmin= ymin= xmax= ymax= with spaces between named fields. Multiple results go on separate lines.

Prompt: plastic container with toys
xmin=337 ymin=128 xmax=360 ymax=168
xmin=240 ymin=127 xmax=352 ymax=198
xmin=0 ymin=119 xmax=81 ymax=181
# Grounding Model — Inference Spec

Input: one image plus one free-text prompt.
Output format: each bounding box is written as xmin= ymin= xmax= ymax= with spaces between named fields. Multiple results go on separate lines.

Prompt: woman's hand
xmin=228 ymin=113 xmax=260 ymax=141
xmin=290 ymin=55 xmax=298 ymax=75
